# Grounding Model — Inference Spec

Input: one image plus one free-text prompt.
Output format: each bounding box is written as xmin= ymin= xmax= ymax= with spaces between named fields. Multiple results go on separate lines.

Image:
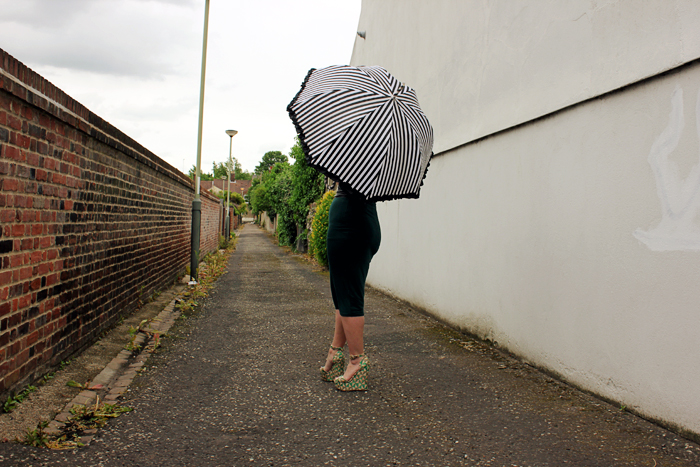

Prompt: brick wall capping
xmin=0 ymin=47 xmax=193 ymax=191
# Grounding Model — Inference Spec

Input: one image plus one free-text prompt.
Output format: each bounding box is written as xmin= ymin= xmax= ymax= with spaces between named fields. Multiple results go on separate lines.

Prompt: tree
xmin=233 ymin=158 xmax=252 ymax=180
xmin=310 ymin=190 xmax=335 ymax=267
xmin=215 ymin=190 xmax=247 ymax=214
xmin=289 ymin=138 xmax=324 ymax=226
xmin=187 ymin=165 xmax=215 ymax=181
xmin=235 ymin=168 xmax=252 ymax=180
xmin=266 ymin=163 xmax=296 ymax=246
xmin=212 ymin=162 xmax=228 ymax=180
xmin=214 ymin=159 xmax=252 ymax=181
xmin=248 ymin=141 xmax=324 ymax=249
xmin=248 ymin=178 xmax=268 ymax=215
xmin=255 ymin=151 xmax=288 ymax=174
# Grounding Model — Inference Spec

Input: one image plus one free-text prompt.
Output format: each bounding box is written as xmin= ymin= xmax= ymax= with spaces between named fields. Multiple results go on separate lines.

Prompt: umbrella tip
xmin=357 ymin=31 xmax=366 ymax=39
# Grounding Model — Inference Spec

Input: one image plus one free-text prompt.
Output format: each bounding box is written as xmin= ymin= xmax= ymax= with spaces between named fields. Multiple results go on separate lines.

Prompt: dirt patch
xmin=0 ymin=282 xmax=186 ymax=443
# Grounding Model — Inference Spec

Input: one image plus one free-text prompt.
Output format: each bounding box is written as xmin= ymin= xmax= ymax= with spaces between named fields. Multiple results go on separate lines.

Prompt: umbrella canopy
xmin=287 ymin=65 xmax=433 ymax=202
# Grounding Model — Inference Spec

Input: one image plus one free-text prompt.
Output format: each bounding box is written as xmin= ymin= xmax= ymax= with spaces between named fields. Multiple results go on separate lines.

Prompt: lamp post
xmin=189 ymin=0 xmax=211 ymax=285
xmin=225 ymin=130 xmax=237 ymax=239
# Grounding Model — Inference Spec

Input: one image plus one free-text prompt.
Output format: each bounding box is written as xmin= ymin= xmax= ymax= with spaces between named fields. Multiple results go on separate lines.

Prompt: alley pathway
xmin=1 ymin=225 xmax=698 ymax=466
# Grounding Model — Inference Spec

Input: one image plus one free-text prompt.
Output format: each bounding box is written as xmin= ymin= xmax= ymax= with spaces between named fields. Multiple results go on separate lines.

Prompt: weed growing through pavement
xmin=123 ymin=317 xmax=169 ymax=353
xmin=22 ymin=399 xmax=132 ymax=449
xmin=176 ymin=240 xmax=236 ymax=318
xmin=2 ymin=358 xmax=75 ymax=415
xmin=23 ymin=421 xmax=49 ymax=447
xmin=57 ymin=358 xmax=73 ymax=372
xmin=3 ymin=385 xmax=38 ymax=413
xmin=65 ymin=381 xmax=103 ymax=391
xmin=125 ymin=319 xmax=149 ymax=351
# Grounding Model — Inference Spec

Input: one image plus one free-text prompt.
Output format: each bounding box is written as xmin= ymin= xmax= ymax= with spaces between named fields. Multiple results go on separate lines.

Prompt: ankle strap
xmin=330 ymin=345 xmax=343 ymax=351
xmin=349 ymin=353 xmax=365 ymax=360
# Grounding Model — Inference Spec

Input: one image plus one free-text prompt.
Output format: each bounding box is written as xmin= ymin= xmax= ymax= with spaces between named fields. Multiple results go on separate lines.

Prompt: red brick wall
xmin=0 ymin=48 xmax=222 ymax=397
xmin=201 ymin=197 xmax=221 ymax=255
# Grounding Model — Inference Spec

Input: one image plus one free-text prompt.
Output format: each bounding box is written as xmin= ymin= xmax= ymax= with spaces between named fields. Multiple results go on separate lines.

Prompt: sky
xmin=0 ymin=0 xmax=362 ymax=174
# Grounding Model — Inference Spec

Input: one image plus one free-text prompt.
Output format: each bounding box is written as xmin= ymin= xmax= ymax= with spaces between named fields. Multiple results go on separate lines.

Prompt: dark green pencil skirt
xmin=327 ymin=195 xmax=381 ymax=317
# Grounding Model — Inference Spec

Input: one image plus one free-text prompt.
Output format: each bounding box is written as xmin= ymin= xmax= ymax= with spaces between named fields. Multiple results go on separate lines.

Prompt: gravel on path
xmin=1 ymin=224 xmax=698 ymax=466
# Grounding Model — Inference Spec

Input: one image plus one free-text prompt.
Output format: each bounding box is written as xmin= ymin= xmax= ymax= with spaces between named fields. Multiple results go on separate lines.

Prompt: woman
xmin=320 ymin=182 xmax=381 ymax=391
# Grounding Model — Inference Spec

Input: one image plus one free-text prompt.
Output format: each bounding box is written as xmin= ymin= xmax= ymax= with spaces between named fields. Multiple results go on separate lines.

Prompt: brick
xmin=4 ymin=369 xmax=20 ymax=387
xmin=26 ymin=331 xmax=38 ymax=346
xmin=0 ymin=209 xmax=16 ymax=223
xmin=10 ymin=254 xmax=22 ymax=267
xmin=15 ymin=133 xmax=30 ymax=149
xmin=0 ymin=302 xmax=9 ymax=318
xmin=26 ymin=152 xmax=39 ymax=167
xmin=13 ymin=195 xmax=27 ymax=208
xmin=45 ymin=273 xmax=58 ymax=287
xmin=2 ymin=178 xmax=19 ymax=192
xmin=18 ymin=293 xmax=31 ymax=309
xmin=4 ymin=145 xmax=21 ymax=161
xmin=18 ymin=210 xmax=34 ymax=222
xmin=7 ymin=114 xmax=21 ymax=130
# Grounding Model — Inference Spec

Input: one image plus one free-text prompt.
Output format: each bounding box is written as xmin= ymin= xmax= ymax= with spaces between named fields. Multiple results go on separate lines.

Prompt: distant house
xmin=229 ymin=179 xmax=252 ymax=198
xmin=200 ymin=176 xmax=252 ymax=197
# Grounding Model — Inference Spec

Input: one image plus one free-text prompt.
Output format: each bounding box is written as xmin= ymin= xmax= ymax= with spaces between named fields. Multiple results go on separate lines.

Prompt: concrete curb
xmin=43 ymin=297 xmax=182 ymax=445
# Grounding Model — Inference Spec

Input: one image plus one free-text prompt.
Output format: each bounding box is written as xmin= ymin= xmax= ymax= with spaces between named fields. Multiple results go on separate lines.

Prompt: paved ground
xmin=1 ymin=224 xmax=699 ymax=466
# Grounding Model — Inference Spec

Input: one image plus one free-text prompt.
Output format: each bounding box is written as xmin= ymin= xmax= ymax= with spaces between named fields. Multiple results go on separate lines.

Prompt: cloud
xmin=0 ymin=0 xmax=200 ymax=78
xmin=0 ymin=0 xmax=361 ymax=173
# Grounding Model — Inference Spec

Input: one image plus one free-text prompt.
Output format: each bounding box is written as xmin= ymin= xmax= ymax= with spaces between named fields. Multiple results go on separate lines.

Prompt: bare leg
xmin=323 ymin=310 xmax=346 ymax=371
xmin=339 ymin=315 xmax=364 ymax=379
xmin=332 ymin=310 xmax=346 ymax=348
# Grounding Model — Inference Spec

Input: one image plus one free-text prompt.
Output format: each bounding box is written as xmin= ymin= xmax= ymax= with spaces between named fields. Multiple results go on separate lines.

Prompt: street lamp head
xmin=225 ymin=129 xmax=238 ymax=137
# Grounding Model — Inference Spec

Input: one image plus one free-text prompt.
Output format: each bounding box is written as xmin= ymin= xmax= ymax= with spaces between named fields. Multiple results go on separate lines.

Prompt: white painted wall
xmin=352 ymin=0 xmax=700 ymax=436
xmin=352 ymin=0 xmax=700 ymax=154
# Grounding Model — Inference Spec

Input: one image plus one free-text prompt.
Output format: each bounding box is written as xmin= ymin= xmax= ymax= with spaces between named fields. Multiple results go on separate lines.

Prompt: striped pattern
xmin=288 ymin=65 xmax=433 ymax=202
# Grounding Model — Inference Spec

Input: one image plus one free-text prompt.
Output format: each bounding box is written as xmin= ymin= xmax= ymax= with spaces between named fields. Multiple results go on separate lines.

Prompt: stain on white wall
xmin=635 ymin=86 xmax=700 ymax=251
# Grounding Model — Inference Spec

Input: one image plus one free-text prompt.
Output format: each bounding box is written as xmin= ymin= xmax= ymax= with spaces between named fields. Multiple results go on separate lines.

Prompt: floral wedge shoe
xmin=333 ymin=354 xmax=369 ymax=391
xmin=320 ymin=345 xmax=345 ymax=382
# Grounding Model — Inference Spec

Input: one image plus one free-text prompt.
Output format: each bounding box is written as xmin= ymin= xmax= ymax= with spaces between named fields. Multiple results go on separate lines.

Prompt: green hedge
xmin=310 ymin=190 xmax=335 ymax=267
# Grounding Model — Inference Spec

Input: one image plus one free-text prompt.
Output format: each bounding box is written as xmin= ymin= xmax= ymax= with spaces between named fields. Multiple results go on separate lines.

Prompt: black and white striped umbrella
xmin=287 ymin=65 xmax=433 ymax=202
